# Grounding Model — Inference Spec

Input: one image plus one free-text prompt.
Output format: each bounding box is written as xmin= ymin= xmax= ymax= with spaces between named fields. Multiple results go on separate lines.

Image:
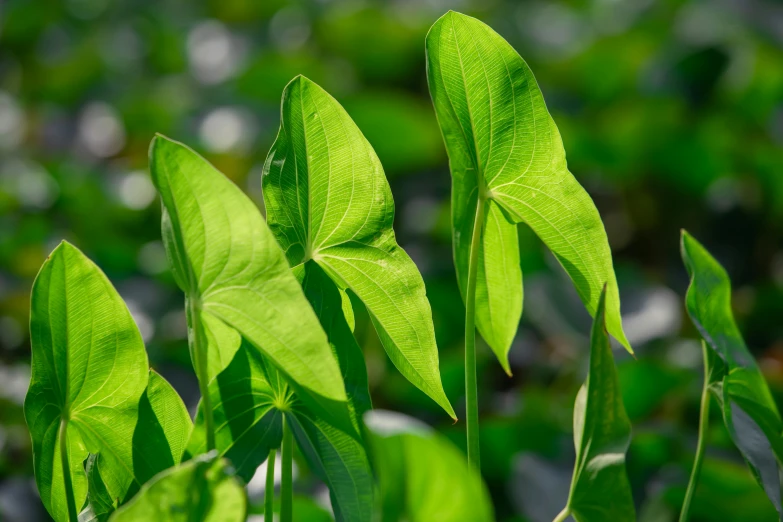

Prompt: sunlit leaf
xmin=681 ymin=230 xmax=783 ymax=518
xmin=149 ymin=134 xmax=354 ymax=435
xmin=426 ymin=11 xmax=631 ymax=371
xmin=262 ymin=75 xmax=454 ymax=419
xmin=365 ymin=410 xmax=494 ymax=522
xmin=562 ymin=287 xmax=635 ymax=522
xmin=25 ymin=242 xmax=192 ymax=522
xmin=108 ymin=453 xmax=246 ymax=522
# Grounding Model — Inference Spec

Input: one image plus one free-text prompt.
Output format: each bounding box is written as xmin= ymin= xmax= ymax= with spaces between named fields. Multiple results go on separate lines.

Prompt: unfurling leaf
xmin=365 ymin=410 xmax=494 ymax=522
xmin=25 ymin=242 xmax=191 ymax=522
xmin=681 ymin=230 xmax=783 ymax=518
xmin=426 ymin=11 xmax=631 ymax=372
xmin=263 ymin=75 xmax=455 ymax=419
xmin=563 ymin=286 xmax=635 ymax=522
xmin=108 ymin=453 xmax=246 ymax=522
xmin=149 ymin=134 xmax=354 ymax=436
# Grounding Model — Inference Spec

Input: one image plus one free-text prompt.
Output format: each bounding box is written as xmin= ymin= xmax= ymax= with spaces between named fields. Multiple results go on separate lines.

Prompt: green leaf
xmin=108 ymin=453 xmax=246 ymax=522
xmin=149 ymin=134 xmax=354 ymax=435
xmin=563 ymin=286 xmax=635 ymax=522
xmin=681 ymin=230 xmax=783 ymax=518
xmin=262 ymin=75 xmax=455 ymax=419
xmin=365 ymin=410 xmax=494 ymax=522
xmin=186 ymin=342 xmax=284 ymax=483
xmin=79 ymin=454 xmax=116 ymax=522
xmin=25 ymin=242 xmax=192 ymax=522
xmin=425 ymin=11 xmax=632 ymax=371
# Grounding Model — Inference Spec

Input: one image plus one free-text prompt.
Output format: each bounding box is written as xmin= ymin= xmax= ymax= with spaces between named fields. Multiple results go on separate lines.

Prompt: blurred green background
xmin=1 ymin=0 xmax=783 ymax=520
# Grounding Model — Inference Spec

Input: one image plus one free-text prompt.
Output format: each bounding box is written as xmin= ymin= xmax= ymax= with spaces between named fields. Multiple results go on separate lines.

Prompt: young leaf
xmin=681 ymin=230 xmax=783 ymax=518
xmin=108 ymin=453 xmax=246 ymax=522
xmin=262 ymin=75 xmax=455 ymax=419
xmin=559 ymin=286 xmax=635 ymax=522
xmin=365 ymin=410 xmax=494 ymax=522
xmin=25 ymin=242 xmax=192 ymax=522
xmin=426 ymin=11 xmax=631 ymax=371
xmin=149 ymin=134 xmax=354 ymax=436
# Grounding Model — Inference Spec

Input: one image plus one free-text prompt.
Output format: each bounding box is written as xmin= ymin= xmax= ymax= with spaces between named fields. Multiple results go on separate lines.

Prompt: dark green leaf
xmin=262 ymin=75 xmax=455 ymax=419
xmin=426 ymin=11 xmax=632 ymax=371
xmin=564 ymin=286 xmax=635 ymax=522
xmin=108 ymin=453 xmax=246 ymax=522
xmin=681 ymin=230 xmax=783 ymax=518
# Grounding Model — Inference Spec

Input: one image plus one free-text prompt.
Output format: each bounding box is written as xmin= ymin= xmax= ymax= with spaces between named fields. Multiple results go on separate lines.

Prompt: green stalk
xmin=679 ymin=342 xmax=711 ymax=522
xmin=464 ymin=195 xmax=486 ymax=470
xmin=59 ymin=417 xmax=78 ymax=522
xmin=281 ymin=416 xmax=294 ymax=522
xmin=265 ymin=449 xmax=276 ymax=520
xmin=188 ymin=296 xmax=215 ymax=451
xmin=552 ymin=507 xmax=571 ymax=522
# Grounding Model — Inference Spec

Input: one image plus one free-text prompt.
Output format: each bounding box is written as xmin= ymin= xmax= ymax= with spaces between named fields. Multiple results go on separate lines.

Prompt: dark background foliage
xmin=1 ymin=0 xmax=782 ymax=520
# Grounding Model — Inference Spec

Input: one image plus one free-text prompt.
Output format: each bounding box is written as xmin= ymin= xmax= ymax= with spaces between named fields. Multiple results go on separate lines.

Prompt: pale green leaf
xmin=149 ymin=134 xmax=354 ymax=435
xmin=365 ymin=410 xmax=494 ymax=522
xmin=25 ymin=242 xmax=192 ymax=522
xmin=262 ymin=75 xmax=455 ymax=419
xmin=565 ymin=287 xmax=635 ymax=522
xmin=108 ymin=453 xmax=246 ymax=522
xmin=426 ymin=11 xmax=631 ymax=370
xmin=682 ymin=230 xmax=783 ymax=518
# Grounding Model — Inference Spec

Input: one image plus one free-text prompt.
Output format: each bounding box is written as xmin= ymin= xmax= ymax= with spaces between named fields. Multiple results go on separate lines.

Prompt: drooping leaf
xmin=79 ymin=454 xmax=116 ymax=522
xmin=108 ymin=453 xmax=246 ymax=522
xmin=149 ymin=134 xmax=354 ymax=435
xmin=426 ymin=11 xmax=631 ymax=371
xmin=563 ymin=286 xmax=635 ymax=522
xmin=681 ymin=230 xmax=783 ymax=518
xmin=186 ymin=342 xmax=284 ymax=483
xmin=262 ymin=75 xmax=455 ymax=419
xmin=25 ymin=242 xmax=192 ymax=522
xmin=365 ymin=410 xmax=494 ymax=522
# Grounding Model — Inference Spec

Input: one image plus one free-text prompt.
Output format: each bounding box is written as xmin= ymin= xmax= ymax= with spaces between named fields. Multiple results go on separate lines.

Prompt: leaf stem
xmin=59 ymin=417 xmax=78 ymax=522
xmin=679 ymin=342 xmax=711 ymax=522
xmin=265 ymin=449 xmax=276 ymax=520
xmin=188 ymin=296 xmax=215 ymax=451
xmin=281 ymin=416 xmax=294 ymax=522
xmin=552 ymin=507 xmax=571 ymax=522
xmin=464 ymin=195 xmax=486 ymax=470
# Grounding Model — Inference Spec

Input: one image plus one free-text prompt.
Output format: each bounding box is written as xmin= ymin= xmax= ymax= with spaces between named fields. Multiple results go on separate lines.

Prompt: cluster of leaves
xmin=22 ymin=9 xmax=783 ymax=522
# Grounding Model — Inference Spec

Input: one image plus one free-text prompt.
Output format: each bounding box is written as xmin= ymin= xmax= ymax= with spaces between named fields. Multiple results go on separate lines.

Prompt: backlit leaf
xmin=25 ymin=242 xmax=191 ymax=522
xmin=681 ymin=230 xmax=783 ymax=518
xmin=149 ymin=134 xmax=354 ymax=435
xmin=426 ymin=11 xmax=631 ymax=371
xmin=108 ymin=453 xmax=246 ymax=522
xmin=262 ymin=75 xmax=455 ymax=419
xmin=564 ymin=287 xmax=635 ymax=522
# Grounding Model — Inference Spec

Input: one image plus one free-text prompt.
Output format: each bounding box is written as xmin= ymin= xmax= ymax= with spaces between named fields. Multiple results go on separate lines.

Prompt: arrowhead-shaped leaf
xmin=25 ymin=242 xmax=192 ymax=522
xmin=262 ymin=75 xmax=455 ymax=419
xmin=149 ymin=134 xmax=354 ymax=435
xmin=108 ymin=453 xmax=246 ymax=522
xmin=365 ymin=410 xmax=494 ymax=522
xmin=681 ymin=230 xmax=783 ymax=518
xmin=426 ymin=11 xmax=631 ymax=371
xmin=564 ymin=287 xmax=635 ymax=522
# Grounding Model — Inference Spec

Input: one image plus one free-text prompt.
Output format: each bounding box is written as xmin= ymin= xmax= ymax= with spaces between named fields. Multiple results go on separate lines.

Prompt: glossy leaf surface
xmin=108 ymin=454 xmax=246 ymax=522
xmin=564 ymin=287 xmax=635 ymax=522
xmin=426 ymin=11 xmax=631 ymax=371
xmin=365 ymin=410 xmax=494 ymax=522
xmin=263 ymin=75 xmax=455 ymax=419
xmin=682 ymin=230 xmax=783 ymax=518
xmin=149 ymin=134 xmax=354 ymax=435
xmin=25 ymin=242 xmax=191 ymax=522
